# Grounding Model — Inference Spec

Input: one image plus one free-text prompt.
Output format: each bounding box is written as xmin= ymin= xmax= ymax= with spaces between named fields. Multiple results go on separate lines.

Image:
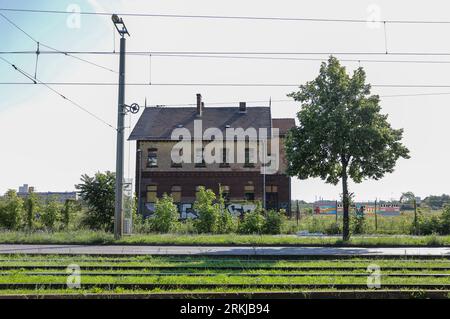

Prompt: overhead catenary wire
xmin=0 ymin=56 xmax=116 ymax=130
xmin=8 ymin=50 xmax=450 ymax=57
xmin=7 ymin=50 xmax=450 ymax=65
xmin=3 ymin=7 xmax=450 ymax=24
xmin=136 ymin=92 xmax=450 ymax=107
xmin=0 ymin=13 xmax=118 ymax=74
xmin=3 ymin=81 xmax=450 ymax=88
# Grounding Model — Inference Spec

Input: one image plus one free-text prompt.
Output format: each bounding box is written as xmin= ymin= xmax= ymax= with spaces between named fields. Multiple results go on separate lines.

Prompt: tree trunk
xmin=342 ymin=170 xmax=350 ymax=241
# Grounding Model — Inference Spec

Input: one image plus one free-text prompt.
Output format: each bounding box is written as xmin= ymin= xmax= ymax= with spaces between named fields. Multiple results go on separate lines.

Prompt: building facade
xmin=129 ymin=94 xmax=295 ymax=218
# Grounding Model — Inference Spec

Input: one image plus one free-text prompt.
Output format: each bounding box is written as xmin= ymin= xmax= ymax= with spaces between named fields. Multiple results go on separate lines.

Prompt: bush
xmin=263 ymin=209 xmax=285 ymax=234
xmin=238 ymin=204 xmax=265 ymax=234
xmin=0 ymin=190 xmax=24 ymax=230
xmin=193 ymin=187 xmax=220 ymax=233
xmin=150 ymin=194 xmax=179 ymax=233
xmin=216 ymin=189 xmax=236 ymax=234
xmin=324 ymin=222 xmax=341 ymax=235
xmin=351 ymin=213 xmax=366 ymax=234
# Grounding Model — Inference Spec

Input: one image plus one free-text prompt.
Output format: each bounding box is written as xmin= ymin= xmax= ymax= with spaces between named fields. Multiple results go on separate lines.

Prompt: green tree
xmin=24 ymin=192 xmax=39 ymax=231
xmin=217 ymin=186 xmax=236 ymax=233
xmin=150 ymin=194 xmax=179 ymax=233
xmin=286 ymin=57 xmax=410 ymax=240
xmin=75 ymin=171 xmax=115 ymax=231
xmin=41 ymin=199 xmax=60 ymax=230
xmin=61 ymin=199 xmax=77 ymax=230
xmin=193 ymin=187 xmax=220 ymax=233
xmin=423 ymin=194 xmax=450 ymax=210
xmin=439 ymin=205 xmax=450 ymax=234
xmin=0 ymin=190 xmax=24 ymax=230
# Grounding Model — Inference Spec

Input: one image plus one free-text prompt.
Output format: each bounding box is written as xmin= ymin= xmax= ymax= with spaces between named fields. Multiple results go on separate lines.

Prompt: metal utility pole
xmin=112 ymin=14 xmax=130 ymax=240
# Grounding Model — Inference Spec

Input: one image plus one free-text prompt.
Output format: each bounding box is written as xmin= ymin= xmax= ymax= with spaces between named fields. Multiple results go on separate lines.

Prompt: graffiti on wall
xmin=144 ymin=201 xmax=289 ymax=219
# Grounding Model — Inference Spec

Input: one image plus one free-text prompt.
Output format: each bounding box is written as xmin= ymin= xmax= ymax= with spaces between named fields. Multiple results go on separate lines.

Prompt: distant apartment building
xmin=17 ymin=184 xmax=78 ymax=203
xmin=129 ymin=94 xmax=295 ymax=218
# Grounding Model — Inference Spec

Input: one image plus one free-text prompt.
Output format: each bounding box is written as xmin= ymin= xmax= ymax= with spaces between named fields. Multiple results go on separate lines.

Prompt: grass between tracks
xmin=0 ymin=255 xmax=449 ymax=296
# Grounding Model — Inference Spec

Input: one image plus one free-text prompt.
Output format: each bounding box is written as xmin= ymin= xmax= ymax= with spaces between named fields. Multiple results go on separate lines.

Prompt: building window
xmin=244 ymin=148 xmax=255 ymax=167
xmin=146 ymin=185 xmax=157 ymax=202
xmin=220 ymin=148 xmax=230 ymax=167
xmin=171 ymin=185 xmax=182 ymax=203
xmin=265 ymin=185 xmax=278 ymax=210
xmin=221 ymin=185 xmax=230 ymax=201
xmin=195 ymin=148 xmax=206 ymax=167
xmin=171 ymin=148 xmax=182 ymax=168
xmin=147 ymin=148 xmax=158 ymax=168
xmin=244 ymin=185 xmax=255 ymax=201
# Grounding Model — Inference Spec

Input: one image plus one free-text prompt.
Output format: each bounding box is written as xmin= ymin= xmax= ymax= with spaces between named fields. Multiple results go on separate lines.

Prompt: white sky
xmin=1 ymin=0 xmax=450 ymax=202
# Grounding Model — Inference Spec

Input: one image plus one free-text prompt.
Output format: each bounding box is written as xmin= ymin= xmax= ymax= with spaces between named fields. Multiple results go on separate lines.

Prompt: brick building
xmin=129 ymin=94 xmax=295 ymax=218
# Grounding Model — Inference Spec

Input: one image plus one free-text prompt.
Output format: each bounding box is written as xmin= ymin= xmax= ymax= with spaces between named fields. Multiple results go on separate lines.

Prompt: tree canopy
xmin=286 ymin=56 xmax=410 ymax=240
xmin=75 ymin=171 xmax=115 ymax=231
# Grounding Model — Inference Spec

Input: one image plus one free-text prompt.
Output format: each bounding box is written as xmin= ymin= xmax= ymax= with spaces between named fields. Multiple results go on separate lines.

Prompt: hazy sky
xmin=1 ymin=0 xmax=450 ymax=202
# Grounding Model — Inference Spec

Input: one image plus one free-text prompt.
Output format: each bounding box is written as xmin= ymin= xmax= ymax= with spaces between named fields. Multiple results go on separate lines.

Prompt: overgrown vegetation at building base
xmin=2 ymin=172 xmax=450 ymax=239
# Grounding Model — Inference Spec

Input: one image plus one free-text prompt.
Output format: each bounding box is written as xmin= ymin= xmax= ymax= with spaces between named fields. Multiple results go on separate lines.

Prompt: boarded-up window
xmin=146 ymin=185 xmax=157 ymax=202
xmin=221 ymin=185 xmax=230 ymax=201
xmin=147 ymin=148 xmax=158 ymax=168
xmin=265 ymin=185 xmax=278 ymax=193
xmin=171 ymin=185 xmax=182 ymax=203
xmin=244 ymin=185 xmax=255 ymax=201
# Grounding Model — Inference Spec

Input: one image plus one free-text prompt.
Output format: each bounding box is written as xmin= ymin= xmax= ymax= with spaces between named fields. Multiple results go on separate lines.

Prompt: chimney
xmin=196 ymin=93 xmax=202 ymax=117
xmin=239 ymin=101 xmax=247 ymax=113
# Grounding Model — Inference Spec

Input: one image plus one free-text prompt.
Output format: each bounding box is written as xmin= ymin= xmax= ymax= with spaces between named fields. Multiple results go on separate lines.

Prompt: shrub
xmin=324 ymin=222 xmax=341 ymax=235
xmin=216 ymin=189 xmax=236 ymax=234
xmin=150 ymin=194 xmax=179 ymax=233
xmin=238 ymin=204 xmax=265 ymax=234
xmin=351 ymin=212 xmax=366 ymax=235
xmin=263 ymin=209 xmax=285 ymax=234
xmin=0 ymin=190 xmax=24 ymax=230
xmin=193 ymin=187 xmax=220 ymax=233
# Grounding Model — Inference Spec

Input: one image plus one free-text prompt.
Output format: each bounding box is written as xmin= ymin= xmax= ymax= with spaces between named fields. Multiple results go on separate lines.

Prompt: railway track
xmin=0 ymin=254 xmax=449 ymax=298
xmin=1 ymin=265 xmax=450 ymax=271
xmin=0 ymin=282 xmax=449 ymax=290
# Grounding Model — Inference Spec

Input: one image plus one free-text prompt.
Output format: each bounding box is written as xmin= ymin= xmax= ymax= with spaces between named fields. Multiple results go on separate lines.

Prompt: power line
xmin=7 ymin=50 xmax=450 ymax=56
xmin=0 ymin=56 xmax=116 ymax=130
xmin=0 ymin=13 xmax=118 ymax=73
xmin=5 ymin=50 xmax=450 ymax=64
xmin=2 ymin=7 xmax=450 ymax=24
xmin=141 ymin=92 xmax=450 ymax=107
xmin=3 ymin=81 xmax=450 ymax=88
